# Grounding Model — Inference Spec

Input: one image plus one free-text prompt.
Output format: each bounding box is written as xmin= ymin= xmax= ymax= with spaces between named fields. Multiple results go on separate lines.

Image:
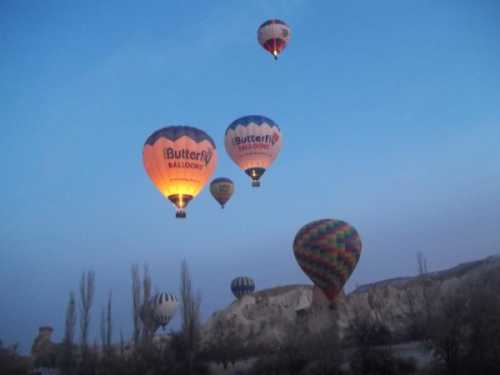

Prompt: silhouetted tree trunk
xmin=131 ymin=264 xmax=142 ymax=348
xmin=79 ymin=270 xmax=95 ymax=361
xmin=120 ymin=330 xmax=125 ymax=358
xmin=141 ymin=265 xmax=153 ymax=345
xmin=106 ymin=292 xmax=112 ymax=350
xmin=60 ymin=291 xmax=77 ymax=373
xmin=417 ymin=251 xmax=429 ymax=276
xmin=180 ymin=260 xmax=201 ymax=375
xmin=100 ymin=307 xmax=106 ymax=351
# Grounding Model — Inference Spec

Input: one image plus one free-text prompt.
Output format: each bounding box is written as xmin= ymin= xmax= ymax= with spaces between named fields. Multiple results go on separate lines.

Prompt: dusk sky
xmin=1 ymin=0 xmax=499 ymax=352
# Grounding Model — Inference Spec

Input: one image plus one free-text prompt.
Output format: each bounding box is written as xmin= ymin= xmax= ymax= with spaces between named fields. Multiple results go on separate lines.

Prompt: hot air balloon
xmin=151 ymin=292 xmax=178 ymax=329
xmin=143 ymin=126 xmax=217 ymax=218
xmin=224 ymin=115 xmax=282 ymax=187
xmin=293 ymin=219 xmax=362 ymax=305
xmin=210 ymin=177 xmax=235 ymax=208
xmin=257 ymin=19 xmax=291 ymax=60
xmin=231 ymin=276 xmax=255 ymax=299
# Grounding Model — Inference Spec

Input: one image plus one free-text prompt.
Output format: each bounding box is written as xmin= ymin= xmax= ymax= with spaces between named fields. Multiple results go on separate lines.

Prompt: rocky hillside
xmin=202 ymin=255 xmax=500 ymax=347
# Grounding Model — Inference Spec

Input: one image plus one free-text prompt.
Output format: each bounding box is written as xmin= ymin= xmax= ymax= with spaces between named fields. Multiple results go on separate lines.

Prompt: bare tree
xmin=60 ymin=291 xmax=77 ymax=373
xmin=100 ymin=292 xmax=113 ymax=355
xmin=141 ymin=264 xmax=153 ymax=344
xmin=131 ymin=264 xmax=142 ymax=348
xmin=64 ymin=291 xmax=77 ymax=347
xmin=106 ymin=292 xmax=112 ymax=350
xmin=100 ymin=307 xmax=106 ymax=351
xmin=202 ymin=316 xmax=243 ymax=369
xmin=119 ymin=330 xmax=125 ymax=358
xmin=180 ymin=260 xmax=202 ymax=375
xmin=417 ymin=251 xmax=429 ymax=276
xmin=79 ymin=270 xmax=95 ymax=359
xmin=428 ymin=291 xmax=469 ymax=375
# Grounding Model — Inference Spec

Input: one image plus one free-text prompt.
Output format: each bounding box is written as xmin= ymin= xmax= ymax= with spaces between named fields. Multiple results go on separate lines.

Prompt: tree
xmin=106 ymin=292 xmax=113 ymax=351
xmin=140 ymin=265 xmax=153 ymax=346
xmin=428 ymin=291 xmax=469 ymax=375
xmin=463 ymin=286 xmax=500 ymax=375
xmin=131 ymin=264 xmax=142 ymax=349
xmin=59 ymin=291 xmax=77 ymax=373
xmin=100 ymin=307 xmax=106 ymax=352
xmin=79 ymin=270 xmax=95 ymax=361
xmin=303 ymin=324 xmax=342 ymax=375
xmin=0 ymin=341 xmax=30 ymax=375
xmin=417 ymin=251 xmax=429 ymax=276
xmin=201 ymin=316 xmax=243 ymax=369
xmin=179 ymin=260 xmax=202 ymax=375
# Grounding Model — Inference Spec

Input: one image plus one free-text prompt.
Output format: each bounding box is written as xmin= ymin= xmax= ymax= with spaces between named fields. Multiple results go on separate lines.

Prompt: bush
xmin=350 ymin=348 xmax=417 ymax=375
xmin=0 ymin=341 xmax=30 ymax=375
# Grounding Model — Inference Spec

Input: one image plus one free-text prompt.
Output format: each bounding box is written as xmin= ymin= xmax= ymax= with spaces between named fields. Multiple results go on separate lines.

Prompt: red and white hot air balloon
xmin=257 ymin=19 xmax=291 ymax=60
xmin=224 ymin=115 xmax=282 ymax=187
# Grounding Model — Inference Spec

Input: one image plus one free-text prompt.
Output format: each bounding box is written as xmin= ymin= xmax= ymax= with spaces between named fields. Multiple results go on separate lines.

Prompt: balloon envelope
xmin=151 ymin=292 xmax=178 ymax=328
xmin=257 ymin=19 xmax=291 ymax=59
xmin=210 ymin=177 xmax=235 ymax=208
xmin=231 ymin=276 xmax=255 ymax=299
xmin=293 ymin=219 xmax=362 ymax=302
xmin=143 ymin=126 xmax=217 ymax=218
xmin=224 ymin=115 xmax=282 ymax=187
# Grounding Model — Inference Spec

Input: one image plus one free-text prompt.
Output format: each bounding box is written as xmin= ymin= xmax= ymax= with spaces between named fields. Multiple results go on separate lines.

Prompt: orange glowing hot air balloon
xmin=143 ymin=126 xmax=217 ymax=218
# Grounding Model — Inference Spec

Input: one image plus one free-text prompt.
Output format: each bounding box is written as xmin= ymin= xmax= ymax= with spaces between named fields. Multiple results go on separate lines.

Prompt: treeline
xmin=1 ymin=260 xmax=209 ymax=375
xmin=2 ymin=256 xmax=500 ymax=375
xmin=198 ymin=264 xmax=500 ymax=375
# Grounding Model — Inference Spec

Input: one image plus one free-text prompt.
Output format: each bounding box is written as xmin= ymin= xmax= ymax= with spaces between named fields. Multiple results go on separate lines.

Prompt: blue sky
xmin=1 ymin=0 xmax=500 ymax=351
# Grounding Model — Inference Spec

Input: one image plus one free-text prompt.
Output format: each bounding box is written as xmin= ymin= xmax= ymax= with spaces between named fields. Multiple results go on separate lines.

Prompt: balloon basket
xmin=175 ymin=210 xmax=186 ymax=219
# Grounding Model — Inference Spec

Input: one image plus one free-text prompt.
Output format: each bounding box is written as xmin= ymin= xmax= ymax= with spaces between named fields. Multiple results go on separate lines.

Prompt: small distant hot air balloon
xmin=231 ymin=276 xmax=255 ymax=299
xmin=293 ymin=219 xmax=362 ymax=305
xmin=210 ymin=177 xmax=235 ymax=208
xmin=224 ymin=115 xmax=282 ymax=187
xmin=143 ymin=126 xmax=217 ymax=218
xmin=151 ymin=292 xmax=178 ymax=329
xmin=257 ymin=19 xmax=291 ymax=60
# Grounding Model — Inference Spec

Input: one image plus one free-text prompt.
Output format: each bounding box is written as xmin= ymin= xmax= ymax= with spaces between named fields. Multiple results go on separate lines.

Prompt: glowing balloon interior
xmin=143 ymin=126 xmax=217 ymax=218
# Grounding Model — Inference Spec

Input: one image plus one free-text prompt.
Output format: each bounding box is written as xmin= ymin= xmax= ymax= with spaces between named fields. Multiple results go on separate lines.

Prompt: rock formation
xmin=202 ymin=255 xmax=500 ymax=347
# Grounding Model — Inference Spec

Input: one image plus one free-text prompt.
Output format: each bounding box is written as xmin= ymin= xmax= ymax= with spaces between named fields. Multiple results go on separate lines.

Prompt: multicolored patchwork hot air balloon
xmin=210 ymin=177 xmax=234 ymax=208
xmin=293 ymin=219 xmax=362 ymax=303
xmin=143 ymin=126 xmax=217 ymax=218
xmin=257 ymin=19 xmax=291 ymax=60
xmin=231 ymin=276 xmax=255 ymax=299
xmin=224 ymin=115 xmax=282 ymax=187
